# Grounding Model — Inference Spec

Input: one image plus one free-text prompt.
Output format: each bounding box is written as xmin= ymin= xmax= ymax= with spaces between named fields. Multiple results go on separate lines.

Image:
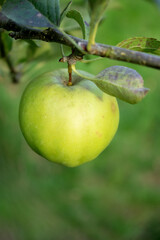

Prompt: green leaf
xmin=60 ymin=1 xmax=72 ymax=24
xmin=24 ymin=39 xmax=40 ymax=48
xmin=2 ymin=0 xmax=53 ymax=27
xmin=25 ymin=40 xmax=40 ymax=60
xmin=66 ymin=9 xmax=86 ymax=39
xmin=117 ymin=37 xmax=160 ymax=56
xmin=87 ymin=0 xmax=109 ymax=50
xmin=28 ymin=0 xmax=60 ymax=26
xmin=84 ymin=21 xmax=90 ymax=40
xmin=0 ymin=31 xmax=12 ymax=58
xmin=72 ymin=65 xmax=149 ymax=104
xmin=1 ymin=31 xmax=13 ymax=55
xmin=1 ymin=0 xmax=84 ymax=52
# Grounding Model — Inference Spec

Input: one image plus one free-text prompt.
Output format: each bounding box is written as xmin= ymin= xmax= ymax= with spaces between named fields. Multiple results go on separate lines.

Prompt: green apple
xmin=19 ymin=69 xmax=119 ymax=167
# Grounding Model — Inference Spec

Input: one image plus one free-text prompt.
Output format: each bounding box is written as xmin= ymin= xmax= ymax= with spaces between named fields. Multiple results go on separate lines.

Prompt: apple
xmin=19 ymin=69 xmax=119 ymax=167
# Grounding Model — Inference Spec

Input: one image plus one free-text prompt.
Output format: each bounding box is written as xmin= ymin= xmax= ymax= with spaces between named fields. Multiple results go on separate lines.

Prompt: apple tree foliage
xmin=0 ymin=0 xmax=160 ymax=103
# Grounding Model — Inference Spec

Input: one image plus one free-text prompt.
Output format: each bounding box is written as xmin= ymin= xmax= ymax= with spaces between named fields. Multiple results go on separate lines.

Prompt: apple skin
xmin=19 ymin=69 xmax=119 ymax=167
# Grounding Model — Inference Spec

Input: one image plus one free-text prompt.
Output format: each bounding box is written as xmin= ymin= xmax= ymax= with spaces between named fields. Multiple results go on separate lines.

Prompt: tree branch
xmin=0 ymin=12 xmax=160 ymax=70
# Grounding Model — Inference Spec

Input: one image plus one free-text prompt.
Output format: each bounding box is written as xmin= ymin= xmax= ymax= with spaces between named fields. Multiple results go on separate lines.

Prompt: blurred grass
xmin=0 ymin=0 xmax=160 ymax=239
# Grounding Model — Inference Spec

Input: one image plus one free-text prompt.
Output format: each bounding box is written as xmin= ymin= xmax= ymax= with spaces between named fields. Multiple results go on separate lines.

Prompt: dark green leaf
xmin=24 ymin=39 xmax=40 ymax=48
xmin=60 ymin=1 xmax=72 ymax=23
xmin=1 ymin=31 xmax=13 ymax=55
xmin=27 ymin=0 xmax=80 ymax=53
xmin=87 ymin=0 xmax=109 ymax=49
xmin=66 ymin=9 xmax=86 ymax=39
xmin=2 ymin=0 xmax=85 ymax=52
xmin=117 ymin=37 xmax=160 ymax=56
xmin=72 ymin=65 xmax=149 ymax=104
xmin=28 ymin=0 xmax=60 ymax=26
xmin=25 ymin=40 xmax=39 ymax=60
xmin=2 ymin=0 xmax=53 ymax=27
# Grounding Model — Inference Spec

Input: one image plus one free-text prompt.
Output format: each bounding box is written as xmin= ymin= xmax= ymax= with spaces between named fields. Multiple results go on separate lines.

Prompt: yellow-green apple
xmin=19 ymin=69 xmax=119 ymax=167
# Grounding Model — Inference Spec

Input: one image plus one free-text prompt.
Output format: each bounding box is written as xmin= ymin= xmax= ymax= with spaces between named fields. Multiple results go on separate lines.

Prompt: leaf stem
xmin=87 ymin=21 xmax=99 ymax=51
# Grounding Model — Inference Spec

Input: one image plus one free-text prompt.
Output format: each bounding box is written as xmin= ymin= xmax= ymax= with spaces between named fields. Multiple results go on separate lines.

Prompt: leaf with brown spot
xmin=95 ymin=66 xmax=149 ymax=104
xmin=72 ymin=65 xmax=149 ymax=104
xmin=117 ymin=37 xmax=160 ymax=56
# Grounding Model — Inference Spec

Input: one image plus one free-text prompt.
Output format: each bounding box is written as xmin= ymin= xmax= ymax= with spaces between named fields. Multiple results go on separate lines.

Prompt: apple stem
xmin=68 ymin=64 xmax=73 ymax=86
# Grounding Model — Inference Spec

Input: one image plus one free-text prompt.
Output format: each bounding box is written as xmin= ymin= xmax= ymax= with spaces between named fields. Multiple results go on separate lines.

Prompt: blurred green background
xmin=0 ymin=0 xmax=160 ymax=239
